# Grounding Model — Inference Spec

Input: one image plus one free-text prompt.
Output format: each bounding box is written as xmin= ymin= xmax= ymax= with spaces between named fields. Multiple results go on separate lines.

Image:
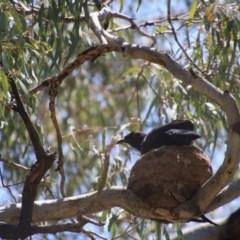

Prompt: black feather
xmin=117 ymin=120 xmax=201 ymax=154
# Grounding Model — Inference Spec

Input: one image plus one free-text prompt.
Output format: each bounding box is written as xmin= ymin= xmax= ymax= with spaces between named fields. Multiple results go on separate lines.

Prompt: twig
xmin=29 ymin=46 xmax=115 ymax=198
xmin=78 ymin=215 xmax=105 ymax=227
xmin=115 ymin=220 xmax=142 ymax=239
xmin=97 ymin=140 xmax=113 ymax=193
xmin=0 ymin=156 xmax=30 ymax=170
xmin=79 ymin=138 xmax=115 ymax=215
xmin=82 ymin=228 xmax=107 ymax=240
xmin=167 ymin=0 xmax=206 ymax=76
xmin=48 ymin=79 xmax=66 ymax=197
xmin=29 ymin=47 xmax=100 ymax=95
xmin=31 ymin=221 xmax=97 ymax=235
xmin=29 ymin=45 xmax=118 ymax=199
xmin=29 ymin=76 xmax=55 ymax=95
xmin=108 ymin=12 xmax=156 ymax=45
xmin=0 ymin=168 xmax=17 ymax=203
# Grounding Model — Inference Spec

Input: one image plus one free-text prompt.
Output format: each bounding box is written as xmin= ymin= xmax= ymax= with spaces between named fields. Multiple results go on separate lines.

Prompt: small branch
xmin=29 ymin=7 xmax=124 ymax=94
xmin=30 ymin=222 xmax=87 ymax=234
xmin=79 ymin=139 xmax=114 ymax=214
xmin=0 ymin=77 xmax=57 ymax=239
xmin=0 ymin=221 xmax=91 ymax=239
xmin=29 ymin=47 xmax=120 ymax=199
xmin=97 ymin=140 xmax=115 ymax=193
xmin=29 ymin=76 xmax=55 ymax=95
xmin=97 ymin=153 xmax=110 ymax=194
xmin=29 ymin=46 xmax=119 ymax=196
xmin=48 ymin=80 xmax=66 ymax=197
xmin=0 ymin=168 xmax=17 ymax=203
xmin=29 ymin=46 xmax=113 ymax=95
xmin=167 ymin=0 xmax=205 ymax=76
xmin=0 ymin=156 xmax=29 ymax=170
xmin=82 ymin=228 xmax=107 ymax=240
xmin=9 ymin=78 xmax=46 ymax=159
xmin=90 ymin=6 xmax=124 ymax=44
xmin=29 ymin=42 xmax=120 ymax=200
xmin=108 ymin=12 xmax=156 ymax=44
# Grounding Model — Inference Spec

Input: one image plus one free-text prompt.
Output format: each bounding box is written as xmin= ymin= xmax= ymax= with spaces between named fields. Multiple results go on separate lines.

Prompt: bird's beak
xmin=116 ymin=138 xmax=125 ymax=144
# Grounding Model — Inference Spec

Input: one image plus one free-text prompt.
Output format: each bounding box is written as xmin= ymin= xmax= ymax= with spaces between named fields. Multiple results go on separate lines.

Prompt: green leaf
xmin=0 ymin=69 xmax=9 ymax=97
xmin=156 ymin=25 xmax=169 ymax=34
xmin=136 ymin=0 xmax=142 ymax=12
xmin=18 ymin=79 xmax=29 ymax=95
xmin=163 ymin=225 xmax=170 ymax=240
xmin=119 ymin=0 xmax=123 ymax=12
xmin=175 ymin=224 xmax=184 ymax=240
xmin=1 ymin=52 xmax=9 ymax=73
xmin=189 ymin=0 xmax=198 ymax=20
xmin=9 ymin=8 xmax=22 ymax=31
xmin=107 ymin=214 xmax=118 ymax=232
xmin=0 ymin=11 xmax=8 ymax=34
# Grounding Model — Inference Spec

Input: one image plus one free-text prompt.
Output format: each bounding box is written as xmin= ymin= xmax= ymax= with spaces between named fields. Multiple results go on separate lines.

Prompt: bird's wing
xmin=165 ymin=129 xmax=201 ymax=139
xmin=167 ymin=120 xmax=195 ymax=130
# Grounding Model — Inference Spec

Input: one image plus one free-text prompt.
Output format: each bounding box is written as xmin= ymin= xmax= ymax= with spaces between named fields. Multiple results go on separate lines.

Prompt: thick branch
xmin=207 ymin=179 xmax=240 ymax=212
xmin=1 ymin=184 xmax=239 ymax=225
xmin=0 ymin=187 xmax=149 ymax=224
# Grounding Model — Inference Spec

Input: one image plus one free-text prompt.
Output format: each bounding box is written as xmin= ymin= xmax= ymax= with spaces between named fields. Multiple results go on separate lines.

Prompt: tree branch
xmin=27 ymin=12 xmax=240 ymax=223
xmin=1 ymin=184 xmax=240 ymax=226
xmin=0 ymin=78 xmax=57 ymax=239
xmin=10 ymin=79 xmax=46 ymax=159
xmin=117 ymin=43 xmax=240 ymax=216
xmin=207 ymin=179 xmax=240 ymax=212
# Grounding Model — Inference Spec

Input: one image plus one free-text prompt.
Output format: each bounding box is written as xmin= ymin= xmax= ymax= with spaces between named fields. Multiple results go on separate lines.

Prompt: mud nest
xmin=127 ymin=146 xmax=213 ymax=209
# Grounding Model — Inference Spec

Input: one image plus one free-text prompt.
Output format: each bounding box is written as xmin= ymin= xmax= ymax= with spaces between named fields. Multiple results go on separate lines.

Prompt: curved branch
xmin=0 ymin=187 xmax=195 ymax=224
xmin=29 ymin=41 xmax=240 ymax=218
xmin=117 ymin=43 xmax=240 ymax=216
xmin=207 ymin=179 xmax=240 ymax=212
xmin=1 ymin=182 xmax=240 ymax=226
xmin=10 ymin=78 xmax=46 ymax=159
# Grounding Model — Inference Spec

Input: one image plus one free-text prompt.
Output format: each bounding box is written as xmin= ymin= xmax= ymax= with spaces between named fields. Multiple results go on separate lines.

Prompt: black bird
xmin=117 ymin=120 xmax=201 ymax=154
xmin=117 ymin=120 xmax=218 ymax=226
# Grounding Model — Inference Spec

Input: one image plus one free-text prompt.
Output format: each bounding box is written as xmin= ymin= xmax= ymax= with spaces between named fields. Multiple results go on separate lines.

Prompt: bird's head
xmin=116 ymin=131 xmax=146 ymax=152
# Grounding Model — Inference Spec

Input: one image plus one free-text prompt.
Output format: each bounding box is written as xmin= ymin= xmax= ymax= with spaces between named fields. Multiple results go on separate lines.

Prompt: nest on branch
xmin=127 ymin=146 xmax=213 ymax=209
